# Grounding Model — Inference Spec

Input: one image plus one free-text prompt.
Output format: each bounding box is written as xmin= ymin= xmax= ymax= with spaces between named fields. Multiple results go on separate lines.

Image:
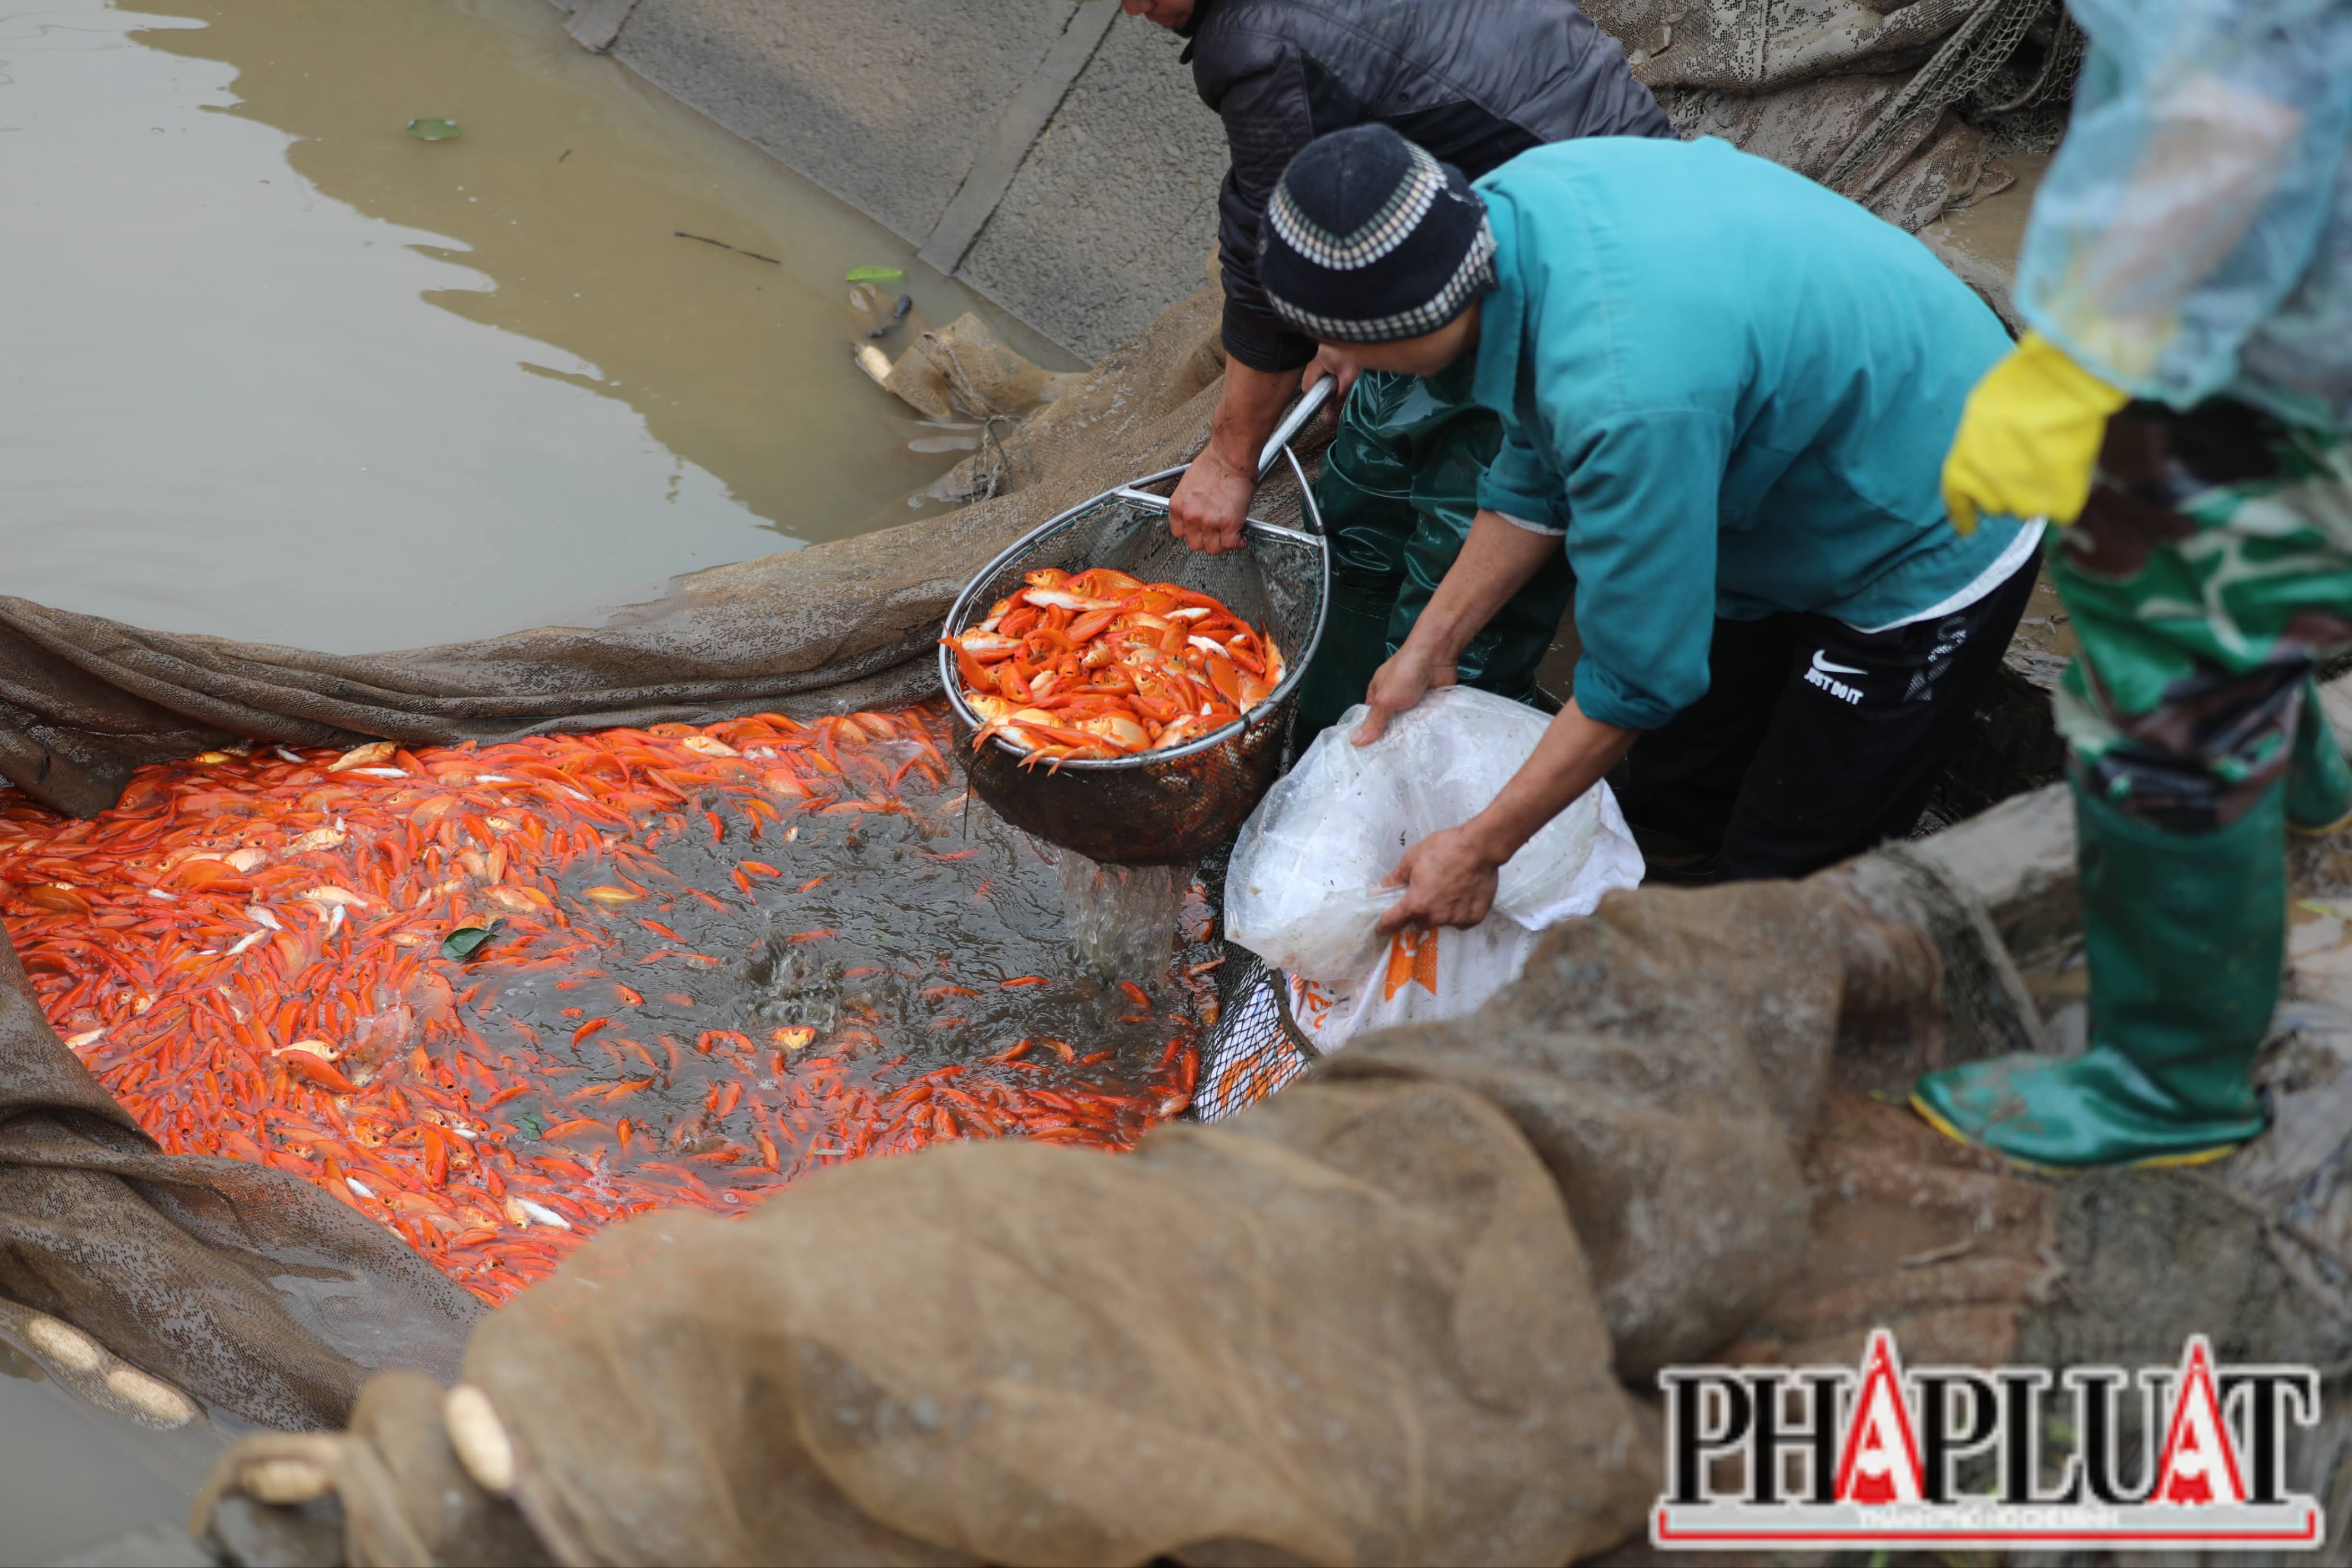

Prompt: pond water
xmin=0 ymin=1340 xmax=224 ymax=1565
xmin=0 ymin=0 xmax=1067 ymax=655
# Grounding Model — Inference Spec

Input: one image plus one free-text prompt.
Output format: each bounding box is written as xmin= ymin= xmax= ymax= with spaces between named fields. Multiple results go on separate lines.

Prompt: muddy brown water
xmin=0 ymin=0 xmax=1069 ymax=655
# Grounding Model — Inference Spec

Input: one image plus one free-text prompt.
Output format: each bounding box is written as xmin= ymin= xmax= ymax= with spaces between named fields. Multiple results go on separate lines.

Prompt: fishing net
xmin=0 ymin=288 xmax=1255 ymax=1450
xmin=0 ymin=284 xmax=1317 ymax=1479
xmin=0 ymin=701 xmax=1215 ymax=1329
xmin=1585 ymin=0 xmax=2085 ymax=234
xmin=180 ymin=868 xmax=1968 ymax=1568
xmin=68 ymin=808 xmax=2352 ymax=1566
xmin=1191 ymin=946 xmax=1316 ymax=1123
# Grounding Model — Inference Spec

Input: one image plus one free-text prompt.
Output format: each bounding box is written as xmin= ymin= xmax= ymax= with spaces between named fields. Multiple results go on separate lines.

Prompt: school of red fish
xmin=0 ymin=703 xmax=1211 ymax=1306
xmin=947 ymin=568 xmax=1284 ymax=762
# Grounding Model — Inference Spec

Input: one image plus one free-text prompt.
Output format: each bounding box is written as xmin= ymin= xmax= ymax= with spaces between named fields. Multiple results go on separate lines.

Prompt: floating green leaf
xmin=846 ymin=265 xmax=905 ymax=283
xmin=439 ymin=918 xmax=505 ymax=962
xmin=406 ymin=118 xmax=462 ymax=142
xmin=516 ymin=1111 xmax=542 ymax=1141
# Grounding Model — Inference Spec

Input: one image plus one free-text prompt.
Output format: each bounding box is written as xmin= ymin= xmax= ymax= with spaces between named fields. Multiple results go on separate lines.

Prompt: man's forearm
xmin=1406 ymin=511 xmax=1560 ymax=663
xmin=1464 ymin=700 xmax=1639 ymax=867
xmin=1208 ymin=360 xmax=1299 ymax=471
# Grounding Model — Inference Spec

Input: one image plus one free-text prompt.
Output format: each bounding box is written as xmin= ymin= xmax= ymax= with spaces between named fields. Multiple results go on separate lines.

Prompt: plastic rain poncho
xmin=2016 ymin=0 xmax=2352 ymax=431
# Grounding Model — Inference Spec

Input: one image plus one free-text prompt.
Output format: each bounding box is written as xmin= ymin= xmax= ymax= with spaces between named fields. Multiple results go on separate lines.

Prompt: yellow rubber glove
xmin=1941 ymin=331 xmax=2131 ymax=535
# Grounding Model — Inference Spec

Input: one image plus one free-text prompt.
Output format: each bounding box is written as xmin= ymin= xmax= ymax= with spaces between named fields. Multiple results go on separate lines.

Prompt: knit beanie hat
xmin=1259 ymin=125 xmax=1497 ymax=344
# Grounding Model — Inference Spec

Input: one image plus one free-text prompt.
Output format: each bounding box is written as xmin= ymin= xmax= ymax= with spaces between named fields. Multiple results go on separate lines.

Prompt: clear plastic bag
xmin=1226 ymin=687 xmax=1645 ymax=1041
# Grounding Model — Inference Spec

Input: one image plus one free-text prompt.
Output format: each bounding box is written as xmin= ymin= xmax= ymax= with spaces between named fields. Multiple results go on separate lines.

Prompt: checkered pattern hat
xmin=1259 ymin=125 xmax=1496 ymax=344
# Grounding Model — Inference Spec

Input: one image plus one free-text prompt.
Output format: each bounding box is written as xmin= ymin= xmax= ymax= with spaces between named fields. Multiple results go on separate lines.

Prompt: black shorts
xmin=1615 ymin=547 xmax=2041 ymax=882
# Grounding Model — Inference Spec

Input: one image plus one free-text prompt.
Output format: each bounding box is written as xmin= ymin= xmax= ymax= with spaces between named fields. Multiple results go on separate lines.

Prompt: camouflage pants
xmin=2055 ymin=399 xmax=2352 ymax=831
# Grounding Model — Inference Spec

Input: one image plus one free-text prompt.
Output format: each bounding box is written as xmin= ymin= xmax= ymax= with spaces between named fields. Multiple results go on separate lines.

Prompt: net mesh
xmin=1180 ymin=843 xmax=1316 ymax=1123
xmin=1192 ymin=948 xmax=1314 ymax=1122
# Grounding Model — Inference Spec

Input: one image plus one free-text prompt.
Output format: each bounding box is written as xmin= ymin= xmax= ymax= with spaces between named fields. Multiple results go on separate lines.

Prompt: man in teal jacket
xmin=1253 ymin=125 xmax=2041 ymax=908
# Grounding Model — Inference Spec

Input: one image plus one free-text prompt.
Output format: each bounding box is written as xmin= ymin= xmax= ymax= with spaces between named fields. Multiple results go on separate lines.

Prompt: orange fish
xmin=0 ymin=696 xmax=1211 ymax=1312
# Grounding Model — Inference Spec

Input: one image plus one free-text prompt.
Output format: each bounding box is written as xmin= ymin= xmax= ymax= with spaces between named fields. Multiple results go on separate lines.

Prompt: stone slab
xmin=954 ymin=13 xmax=1230 ymax=362
xmin=918 ymin=2 xmax=1119 ymax=278
xmin=565 ymin=0 xmax=642 ymax=52
xmin=586 ymin=0 xmax=1221 ymax=357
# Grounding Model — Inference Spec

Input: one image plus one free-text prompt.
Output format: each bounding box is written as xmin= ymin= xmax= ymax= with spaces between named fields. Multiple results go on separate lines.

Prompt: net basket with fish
xmin=938 ymin=380 xmax=1332 ymax=866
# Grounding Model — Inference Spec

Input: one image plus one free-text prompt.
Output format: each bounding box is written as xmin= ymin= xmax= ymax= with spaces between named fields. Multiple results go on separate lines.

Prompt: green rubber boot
xmin=1910 ymin=775 xmax=2280 ymax=1168
xmin=2289 ymin=676 xmax=2352 ymax=835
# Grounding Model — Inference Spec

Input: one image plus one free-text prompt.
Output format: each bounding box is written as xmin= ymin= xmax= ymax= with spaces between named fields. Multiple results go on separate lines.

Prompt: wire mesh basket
xmin=1191 ymin=943 xmax=1319 ymax=1121
xmin=939 ymin=425 xmax=1331 ymax=868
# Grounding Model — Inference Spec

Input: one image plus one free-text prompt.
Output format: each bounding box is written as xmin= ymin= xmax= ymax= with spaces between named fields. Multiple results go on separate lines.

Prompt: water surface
xmin=0 ymin=0 xmax=1061 ymax=653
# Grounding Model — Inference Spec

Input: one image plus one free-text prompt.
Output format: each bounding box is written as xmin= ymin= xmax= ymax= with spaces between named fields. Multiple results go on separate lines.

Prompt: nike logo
xmin=1804 ymin=649 xmax=1866 ymax=705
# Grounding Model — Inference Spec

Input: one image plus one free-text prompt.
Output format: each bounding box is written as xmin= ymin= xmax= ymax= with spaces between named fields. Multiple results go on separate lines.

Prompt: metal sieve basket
xmin=938 ymin=384 xmax=1332 ymax=866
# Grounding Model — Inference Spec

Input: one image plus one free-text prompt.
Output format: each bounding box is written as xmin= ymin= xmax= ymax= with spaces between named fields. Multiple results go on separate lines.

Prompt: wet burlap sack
xmin=185 ymin=874 xmax=1951 ymax=1567
xmin=877 ymin=311 xmax=1088 ymax=426
xmin=0 ymin=290 xmax=1233 ymax=821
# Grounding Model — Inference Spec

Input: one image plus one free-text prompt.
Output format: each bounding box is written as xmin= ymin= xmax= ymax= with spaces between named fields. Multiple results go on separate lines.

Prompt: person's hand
xmin=1304 ymin=343 xmax=1362 ymax=412
xmin=1168 ymin=443 xmax=1256 ymax=554
xmin=1376 ymin=824 xmax=1503 ymax=933
xmin=1941 ymin=331 xmax=2130 ymax=535
xmin=1354 ymin=640 xmax=1456 ymax=744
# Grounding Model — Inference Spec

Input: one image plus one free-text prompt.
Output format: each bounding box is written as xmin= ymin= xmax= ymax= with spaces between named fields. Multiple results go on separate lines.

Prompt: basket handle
xmin=1254 ymin=375 xmax=1335 ymax=483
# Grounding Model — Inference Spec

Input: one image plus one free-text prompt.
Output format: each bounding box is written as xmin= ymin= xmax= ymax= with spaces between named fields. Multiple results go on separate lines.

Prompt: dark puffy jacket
xmin=1182 ymin=0 xmax=1672 ymax=372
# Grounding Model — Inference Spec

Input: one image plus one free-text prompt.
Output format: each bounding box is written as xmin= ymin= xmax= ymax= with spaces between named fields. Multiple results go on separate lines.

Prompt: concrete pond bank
xmin=548 ymin=0 xmax=1223 ymax=363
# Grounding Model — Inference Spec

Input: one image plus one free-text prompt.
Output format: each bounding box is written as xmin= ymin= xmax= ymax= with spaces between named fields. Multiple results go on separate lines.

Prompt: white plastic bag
xmin=1225 ymin=686 xmax=1644 ymax=1049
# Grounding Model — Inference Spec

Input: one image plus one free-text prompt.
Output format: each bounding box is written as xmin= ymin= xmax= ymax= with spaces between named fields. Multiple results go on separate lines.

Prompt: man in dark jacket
xmin=1121 ymin=0 xmax=1672 ymax=734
